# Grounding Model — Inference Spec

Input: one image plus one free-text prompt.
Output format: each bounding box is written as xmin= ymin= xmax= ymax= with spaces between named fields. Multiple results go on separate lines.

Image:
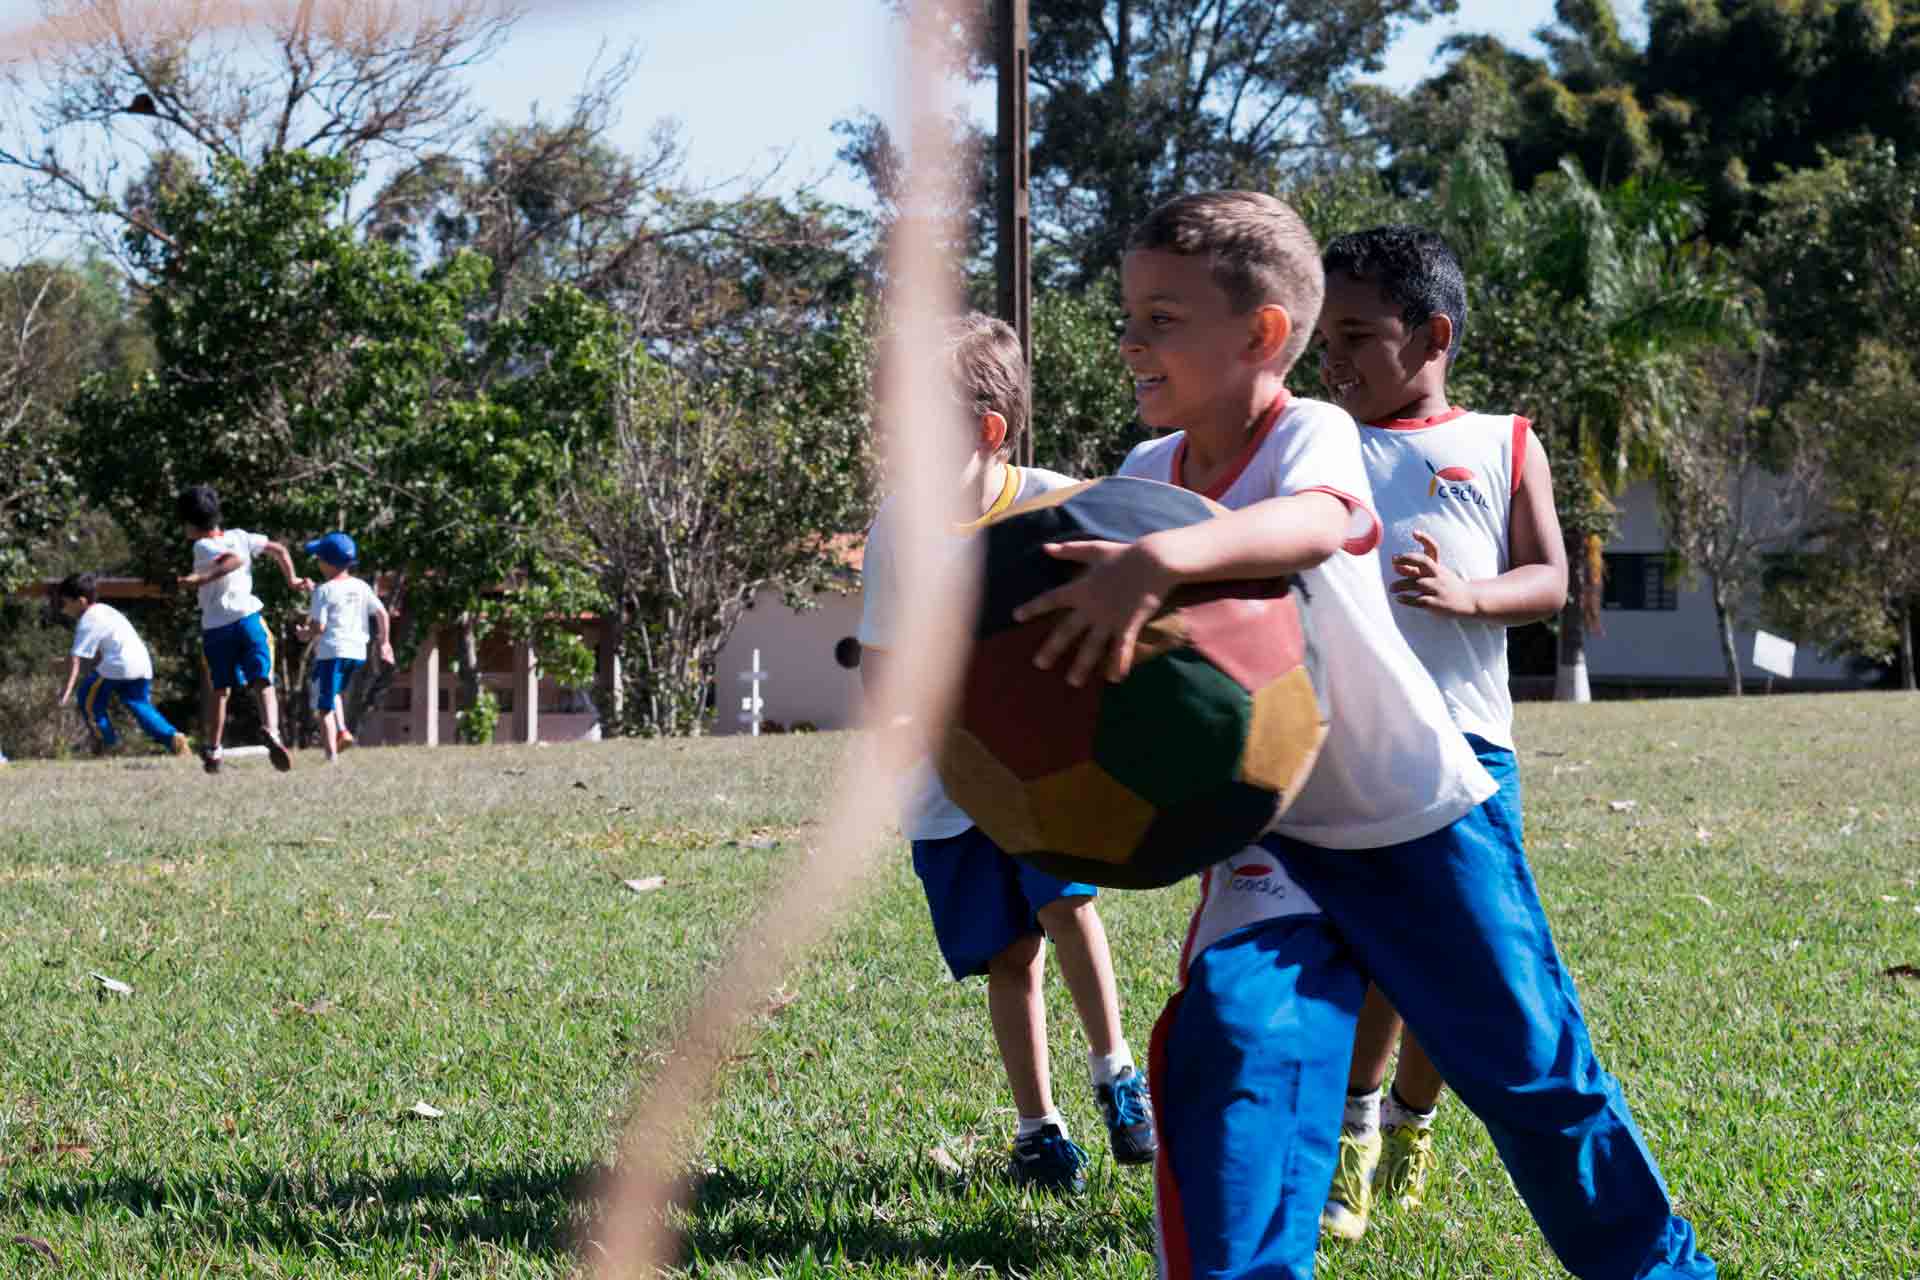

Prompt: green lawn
xmin=2 ymin=694 xmax=1917 ymax=1278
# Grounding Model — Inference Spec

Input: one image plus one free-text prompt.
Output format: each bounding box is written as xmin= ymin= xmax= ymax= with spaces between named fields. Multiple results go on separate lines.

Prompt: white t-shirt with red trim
xmin=1117 ymin=393 xmax=1495 ymax=850
xmin=860 ymin=464 xmax=1080 ymax=841
xmin=1361 ymin=408 xmax=1529 ymax=750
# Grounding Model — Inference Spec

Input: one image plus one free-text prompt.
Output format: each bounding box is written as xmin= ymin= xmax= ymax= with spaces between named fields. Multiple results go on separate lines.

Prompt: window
xmin=1602 ymin=553 xmax=1678 ymax=611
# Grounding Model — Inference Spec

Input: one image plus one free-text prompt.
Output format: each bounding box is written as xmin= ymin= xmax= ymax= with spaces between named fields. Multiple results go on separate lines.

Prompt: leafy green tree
xmin=848 ymin=0 xmax=1456 ymax=285
xmin=1753 ymin=140 xmax=1920 ymax=686
xmin=1433 ymin=147 xmax=1749 ymax=699
xmin=565 ymin=301 xmax=876 ymax=737
xmin=0 ymin=255 xmax=149 ymax=593
xmin=68 ymin=150 xmax=609 ymax=711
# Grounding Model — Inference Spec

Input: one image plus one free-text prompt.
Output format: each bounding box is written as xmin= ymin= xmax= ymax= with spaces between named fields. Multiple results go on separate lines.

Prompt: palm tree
xmin=1438 ymin=146 xmax=1748 ymax=700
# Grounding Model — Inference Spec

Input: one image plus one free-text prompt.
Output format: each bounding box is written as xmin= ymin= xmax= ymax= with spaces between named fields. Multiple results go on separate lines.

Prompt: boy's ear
xmin=1246 ymin=304 xmax=1292 ymax=364
xmin=978 ymin=411 xmax=1008 ymax=455
xmin=1423 ymin=313 xmax=1454 ymax=364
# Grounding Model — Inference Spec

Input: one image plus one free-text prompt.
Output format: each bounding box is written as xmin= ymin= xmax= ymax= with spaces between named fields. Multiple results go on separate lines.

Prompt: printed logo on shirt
xmin=1425 ymin=459 xmax=1489 ymax=509
xmin=1228 ymin=859 xmax=1293 ymax=900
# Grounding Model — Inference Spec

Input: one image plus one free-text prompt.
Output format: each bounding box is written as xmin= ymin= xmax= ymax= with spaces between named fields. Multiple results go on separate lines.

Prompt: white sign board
xmin=1752 ymin=630 xmax=1796 ymax=679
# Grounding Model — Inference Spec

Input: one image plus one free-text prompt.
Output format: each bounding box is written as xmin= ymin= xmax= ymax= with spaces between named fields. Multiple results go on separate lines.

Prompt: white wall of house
xmin=714 ymin=587 xmax=864 ymax=732
xmin=1584 ymin=482 xmax=1857 ymax=685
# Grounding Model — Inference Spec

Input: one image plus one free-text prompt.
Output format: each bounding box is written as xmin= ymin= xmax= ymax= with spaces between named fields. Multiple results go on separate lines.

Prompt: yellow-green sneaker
xmin=1376 ymin=1121 xmax=1436 ymax=1212
xmin=1320 ymin=1128 xmax=1380 ymax=1241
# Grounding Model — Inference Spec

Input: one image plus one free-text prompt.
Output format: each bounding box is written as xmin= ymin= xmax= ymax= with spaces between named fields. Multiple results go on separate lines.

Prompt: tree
xmin=848 ymin=0 xmax=1457 ymax=285
xmin=565 ymin=302 xmax=875 ymax=737
xmin=1436 ymin=146 xmax=1749 ymax=699
xmin=1754 ymin=140 xmax=1920 ymax=688
xmin=1657 ymin=347 xmax=1819 ymax=694
xmin=0 ymin=0 xmax=524 ymax=253
xmin=0 ymin=255 xmax=147 ymax=593
xmin=67 ymin=150 xmax=609 ymax=710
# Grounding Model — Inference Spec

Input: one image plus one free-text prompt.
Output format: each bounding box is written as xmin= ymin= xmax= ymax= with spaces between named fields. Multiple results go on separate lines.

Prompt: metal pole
xmin=996 ymin=0 xmax=1033 ymax=467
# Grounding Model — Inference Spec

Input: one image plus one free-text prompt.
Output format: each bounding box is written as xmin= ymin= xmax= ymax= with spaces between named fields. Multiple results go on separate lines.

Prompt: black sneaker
xmin=199 ymin=745 xmax=222 ymax=775
xmin=1097 ymin=1066 xmax=1157 ymax=1165
xmin=264 ymin=733 xmax=292 ymax=773
xmin=1008 ymin=1123 xmax=1088 ymax=1194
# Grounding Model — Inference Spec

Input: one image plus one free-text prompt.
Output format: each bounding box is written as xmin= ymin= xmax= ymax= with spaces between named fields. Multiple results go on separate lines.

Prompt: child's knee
xmin=987 ymin=932 xmax=1044 ymax=981
xmin=1035 ymin=893 xmax=1097 ymax=935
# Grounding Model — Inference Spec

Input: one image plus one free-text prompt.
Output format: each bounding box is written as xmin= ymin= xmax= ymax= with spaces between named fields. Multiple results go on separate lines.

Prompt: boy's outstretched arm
xmin=179 ymin=552 xmax=243 ymax=590
xmin=57 ymin=655 xmax=84 ymax=707
xmin=1013 ymin=491 xmax=1351 ymax=687
xmin=262 ymin=541 xmax=314 ymax=592
xmin=372 ymin=598 xmax=395 ymax=666
xmin=1389 ymin=427 xmax=1568 ymax=624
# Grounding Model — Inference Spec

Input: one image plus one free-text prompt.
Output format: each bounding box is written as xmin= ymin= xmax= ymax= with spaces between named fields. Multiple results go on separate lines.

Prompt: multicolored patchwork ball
xmin=938 ymin=476 xmax=1328 ymax=889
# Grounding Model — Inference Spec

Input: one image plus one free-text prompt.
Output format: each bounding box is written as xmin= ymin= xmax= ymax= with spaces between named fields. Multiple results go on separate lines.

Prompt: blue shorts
xmin=310 ymin=657 xmax=364 ymax=711
xmin=911 ymin=826 xmax=1098 ymax=980
xmin=201 ymin=613 xmax=274 ymax=690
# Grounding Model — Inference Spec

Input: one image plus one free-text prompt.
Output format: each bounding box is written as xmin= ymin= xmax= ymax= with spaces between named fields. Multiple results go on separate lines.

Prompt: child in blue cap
xmin=295 ymin=532 xmax=392 ymax=762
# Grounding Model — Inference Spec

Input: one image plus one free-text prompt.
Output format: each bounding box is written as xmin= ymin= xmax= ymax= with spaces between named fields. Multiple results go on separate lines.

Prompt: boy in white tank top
xmin=1312 ymin=225 xmax=1570 ymax=1238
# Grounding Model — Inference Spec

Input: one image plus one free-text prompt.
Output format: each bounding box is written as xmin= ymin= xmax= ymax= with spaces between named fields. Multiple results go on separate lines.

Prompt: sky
xmin=0 ymin=0 xmax=1570 ymax=222
xmin=471 ymin=0 xmax=1568 ymax=206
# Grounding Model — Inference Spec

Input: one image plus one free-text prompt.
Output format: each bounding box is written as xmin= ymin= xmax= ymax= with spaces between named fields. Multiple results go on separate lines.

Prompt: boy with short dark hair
xmin=175 ymin=484 xmax=310 ymax=774
xmin=1311 ymin=223 xmax=1570 ymax=1237
xmin=1015 ymin=192 xmax=1712 ymax=1279
xmin=54 ymin=573 xmax=190 ymax=758
xmin=294 ymin=531 xmax=392 ymax=762
xmin=859 ymin=313 xmax=1156 ymax=1194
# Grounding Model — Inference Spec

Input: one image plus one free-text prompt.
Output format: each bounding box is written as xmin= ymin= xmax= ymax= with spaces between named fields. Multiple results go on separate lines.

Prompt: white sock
xmin=1089 ymin=1045 xmax=1135 ymax=1087
xmin=1016 ymin=1112 xmax=1067 ymax=1140
xmin=1383 ymin=1087 xmax=1437 ymax=1132
xmin=1343 ymin=1086 xmax=1382 ymax=1136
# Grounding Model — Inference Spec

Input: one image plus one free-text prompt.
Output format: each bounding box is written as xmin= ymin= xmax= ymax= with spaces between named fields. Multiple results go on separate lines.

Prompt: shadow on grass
xmin=13 ymin=1155 xmax=1150 ymax=1270
xmin=11 ymin=1160 xmax=593 ymax=1258
xmin=680 ymin=1158 xmax=1151 ymax=1270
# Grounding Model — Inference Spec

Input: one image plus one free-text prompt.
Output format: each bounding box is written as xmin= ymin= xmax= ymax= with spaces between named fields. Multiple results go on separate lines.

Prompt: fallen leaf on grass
xmin=927 ymin=1145 xmax=964 ymax=1176
xmin=1608 ymin=800 xmax=1637 ymax=814
xmin=1694 ymin=827 xmax=1714 ymax=842
xmin=406 ymin=1101 xmax=445 ymax=1120
xmin=572 ymin=780 xmax=590 ymax=790
xmin=9 ymin=1235 xmax=58 ymax=1264
xmin=366 ymin=911 xmax=394 ymax=922
xmin=89 ymin=972 xmax=131 ymax=995
xmin=0 ymin=1144 xmax=93 ymax=1168
xmin=621 ymin=876 xmax=666 ymax=894
xmin=297 ymin=997 xmax=335 ymax=1016
xmin=1884 ymin=964 xmax=1920 ymax=980
xmin=502 ymin=768 xmax=527 ymax=777
xmin=766 ymin=989 xmax=799 ymax=1017
xmin=1682 ymin=893 xmax=1715 ymax=909
xmin=1881 ymin=895 xmax=1901 ymax=904
xmin=727 ymin=836 xmax=780 ymax=851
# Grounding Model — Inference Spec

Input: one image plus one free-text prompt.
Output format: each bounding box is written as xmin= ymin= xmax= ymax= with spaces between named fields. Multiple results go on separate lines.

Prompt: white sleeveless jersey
xmin=1360 ymin=409 xmax=1527 ymax=750
xmin=1119 ymin=394 xmax=1495 ymax=850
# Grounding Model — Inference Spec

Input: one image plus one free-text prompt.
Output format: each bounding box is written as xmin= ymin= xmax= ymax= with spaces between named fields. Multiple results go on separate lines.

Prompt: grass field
xmin=2 ymin=693 xmax=1917 ymax=1278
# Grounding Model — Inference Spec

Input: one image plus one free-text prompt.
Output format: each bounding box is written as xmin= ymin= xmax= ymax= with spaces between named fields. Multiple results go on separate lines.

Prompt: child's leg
xmin=207 ymin=687 xmax=231 ymax=751
xmin=1348 ymin=982 xmax=1401 ymax=1094
xmin=1033 ymin=893 xmax=1123 ymax=1060
xmin=78 ymin=673 xmax=116 ymax=747
xmin=1392 ymin=1027 xmax=1446 ymax=1112
xmin=1276 ymin=813 xmax=1715 ymax=1280
xmin=1153 ymin=910 xmax=1365 ymax=1280
xmin=114 ymin=679 xmax=182 ymax=748
xmin=254 ymin=683 xmax=282 ymax=739
xmin=985 ymin=932 xmax=1053 ymax=1121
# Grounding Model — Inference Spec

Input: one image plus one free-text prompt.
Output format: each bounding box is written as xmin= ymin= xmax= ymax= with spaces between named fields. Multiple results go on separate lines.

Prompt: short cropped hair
xmin=56 ymin=572 xmax=98 ymax=603
xmin=946 ymin=313 xmax=1029 ymax=457
xmin=1128 ymin=191 xmax=1325 ymax=371
xmin=176 ymin=484 xmax=220 ymax=531
xmin=1322 ymin=225 xmax=1468 ymax=361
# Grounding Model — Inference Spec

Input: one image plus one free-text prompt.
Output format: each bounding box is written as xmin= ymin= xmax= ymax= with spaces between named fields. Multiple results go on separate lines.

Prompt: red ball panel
xmin=959 ymin=621 xmax=1104 ymax=782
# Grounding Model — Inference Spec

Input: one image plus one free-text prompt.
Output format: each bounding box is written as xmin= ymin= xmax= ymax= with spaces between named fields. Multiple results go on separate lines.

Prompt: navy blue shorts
xmin=911 ymin=826 xmax=1098 ymax=980
xmin=202 ymin=613 xmax=274 ymax=690
xmin=310 ymin=657 xmax=364 ymax=711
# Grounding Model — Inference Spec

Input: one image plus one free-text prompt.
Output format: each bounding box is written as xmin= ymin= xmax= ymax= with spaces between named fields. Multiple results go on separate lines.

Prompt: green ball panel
xmin=1093 ymin=649 xmax=1251 ymax=811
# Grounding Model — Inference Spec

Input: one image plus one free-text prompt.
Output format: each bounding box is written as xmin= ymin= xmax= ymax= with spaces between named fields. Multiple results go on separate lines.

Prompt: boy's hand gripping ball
xmin=938 ymin=476 xmax=1328 ymax=889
